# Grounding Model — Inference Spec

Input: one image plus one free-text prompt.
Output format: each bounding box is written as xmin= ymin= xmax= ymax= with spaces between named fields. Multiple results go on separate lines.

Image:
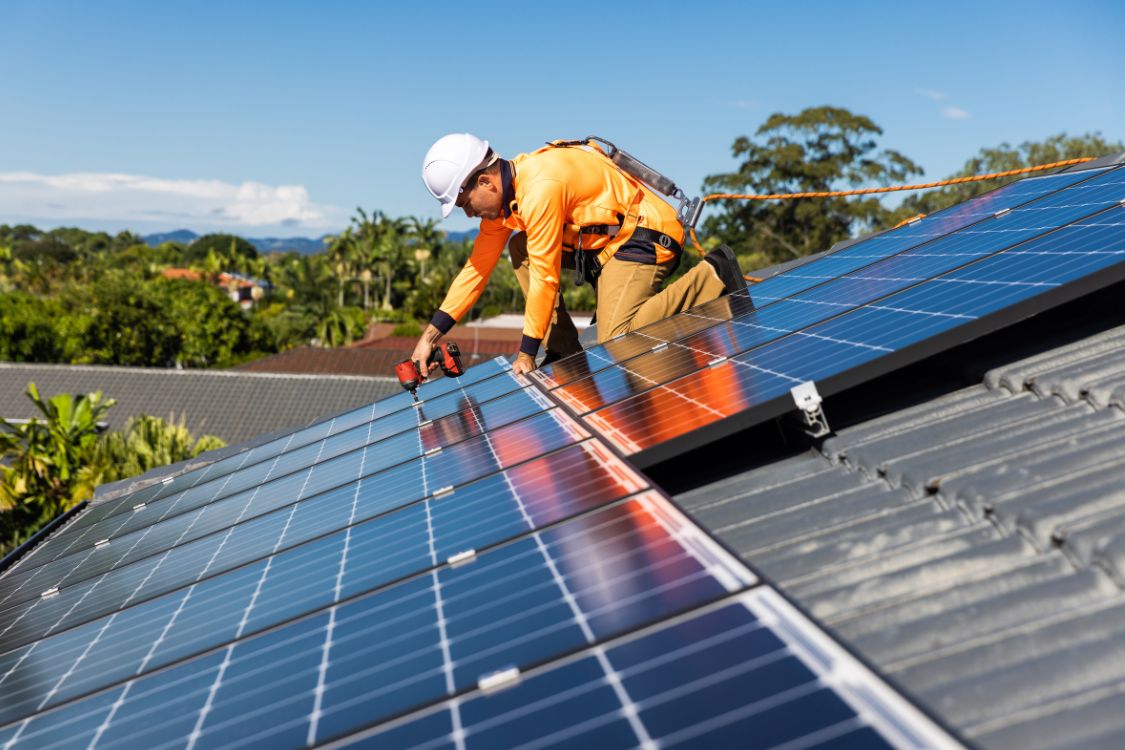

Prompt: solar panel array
xmin=533 ymin=162 xmax=1125 ymax=464
xmin=0 ymin=360 xmax=956 ymax=748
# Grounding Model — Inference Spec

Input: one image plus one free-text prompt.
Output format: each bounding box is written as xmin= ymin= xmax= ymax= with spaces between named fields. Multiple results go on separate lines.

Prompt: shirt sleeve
xmin=430 ymin=219 xmax=512 ymax=332
xmin=517 ymin=180 xmax=567 ymax=355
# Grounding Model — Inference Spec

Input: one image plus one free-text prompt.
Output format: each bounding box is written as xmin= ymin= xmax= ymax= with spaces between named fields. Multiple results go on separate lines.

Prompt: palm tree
xmin=407 ymin=216 xmax=444 ymax=281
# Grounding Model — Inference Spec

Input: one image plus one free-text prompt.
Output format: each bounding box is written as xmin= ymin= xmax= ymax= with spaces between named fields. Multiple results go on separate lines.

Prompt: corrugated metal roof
xmin=0 ymin=362 xmax=399 ymax=445
xmin=677 ymin=322 xmax=1125 ymax=750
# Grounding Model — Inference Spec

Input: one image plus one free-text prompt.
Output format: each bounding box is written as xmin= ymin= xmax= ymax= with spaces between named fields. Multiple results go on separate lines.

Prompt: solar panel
xmin=0 ymin=377 xmax=545 ymax=609
xmin=538 ymin=163 xmax=1125 ymax=464
xmin=21 ymin=358 xmax=517 ymax=566
xmin=0 ymin=334 xmax=965 ymax=750
xmin=536 ymin=166 xmax=1103 ymax=390
xmin=0 ymin=404 xmax=596 ymax=652
xmin=0 ymin=491 xmax=759 ymax=748
xmin=323 ymin=588 xmax=958 ymax=750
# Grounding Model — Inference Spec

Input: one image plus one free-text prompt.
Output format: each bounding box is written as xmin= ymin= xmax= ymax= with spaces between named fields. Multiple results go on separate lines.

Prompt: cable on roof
xmin=687 ymin=156 xmax=1097 ymax=272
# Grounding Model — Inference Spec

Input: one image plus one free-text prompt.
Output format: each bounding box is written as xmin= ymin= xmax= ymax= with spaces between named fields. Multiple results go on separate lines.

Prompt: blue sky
xmin=1 ymin=0 xmax=1122 ymax=237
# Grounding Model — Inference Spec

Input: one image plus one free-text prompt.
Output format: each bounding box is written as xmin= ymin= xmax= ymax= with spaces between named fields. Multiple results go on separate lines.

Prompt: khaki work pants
xmin=594 ymin=254 xmax=725 ymax=343
xmin=508 ymin=232 xmax=726 ymax=351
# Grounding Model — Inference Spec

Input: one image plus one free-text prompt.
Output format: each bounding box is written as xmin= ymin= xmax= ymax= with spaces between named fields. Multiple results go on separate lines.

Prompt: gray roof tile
xmin=984 ymin=324 xmax=1125 ymax=393
xmin=675 ymin=320 xmax=1125 ymax=748
xmin=972 ymin=685 xmax=1125 ymax=750
xmin=0 ymin=362 xmax=399 ymax=445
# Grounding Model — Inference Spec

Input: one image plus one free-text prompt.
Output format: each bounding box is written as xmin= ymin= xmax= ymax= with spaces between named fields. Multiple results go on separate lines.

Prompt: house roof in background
xmin=676 ymin=314 xmax=1125 ymax=750
xmin=0 ymin=362 xmax=398 ymax=445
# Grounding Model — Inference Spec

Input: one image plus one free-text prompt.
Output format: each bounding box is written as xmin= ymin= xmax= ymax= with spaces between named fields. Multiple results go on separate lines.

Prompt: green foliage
xmin=703 ymin=106 xmax=923 ymax=263
xmin=391 ymin=320 xmax=422 ymax=337
xmin=315 ymin=306 xmax=367 ymax=347
xmin=61 ymin=275 xmax=183 ymax=366
xmin=0 ymin=293 xmax=70 ymax=361
xmin=886 ymin=132 xmax=1125 ymax=224
xmin=155 ymin=279 xmax=276 ymax=367
xmin=0 ymin=385 xmax=226 ymax=555
xmin=185 ymin=233 xmax=259 ymax=265
xmin=0 ymin=384 xmax=114 ymax=552
xmin=93 ymin=414 xmax=226 ymax=485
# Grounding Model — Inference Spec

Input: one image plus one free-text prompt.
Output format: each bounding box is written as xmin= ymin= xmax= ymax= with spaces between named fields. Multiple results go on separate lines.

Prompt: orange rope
xmin=687 ymin=157 xmax=1095 ymax=258
xmin=893 ymin=213 xmax=927 ymax=229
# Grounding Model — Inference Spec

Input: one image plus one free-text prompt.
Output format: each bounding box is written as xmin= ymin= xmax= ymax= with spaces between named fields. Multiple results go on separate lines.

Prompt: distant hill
xmin=144 ymin=228 xmax=478 ymax=254
xmin=143 ymin=230 xmax=328 ymax=255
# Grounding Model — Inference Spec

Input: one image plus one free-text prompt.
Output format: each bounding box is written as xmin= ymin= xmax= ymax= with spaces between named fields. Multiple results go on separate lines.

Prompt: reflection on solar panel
xmin=536 ymin=167 xmax=1099 ymax=390
xmin=0 ymin=349 xmax=958 ymax=747
xmin=338 ymin=588 xmax=958 ymax=750
xmin=533 ymin=162 xmax=1125 ymax=465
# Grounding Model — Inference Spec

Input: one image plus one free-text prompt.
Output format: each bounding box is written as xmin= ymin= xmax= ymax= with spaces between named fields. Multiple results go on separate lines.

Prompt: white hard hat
xmin=421 ymin=133 xmax=490 ymax=218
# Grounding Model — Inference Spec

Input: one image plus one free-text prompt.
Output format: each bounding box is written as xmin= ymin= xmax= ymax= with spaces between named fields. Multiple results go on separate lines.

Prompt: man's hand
xmin=410 ymin=324 xmax=444 ymax=380
xmin=512 ymin=351 xmax=537 ymax=376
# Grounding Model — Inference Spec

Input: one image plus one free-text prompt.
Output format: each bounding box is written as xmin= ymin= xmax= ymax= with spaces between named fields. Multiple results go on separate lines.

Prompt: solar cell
xmin=330 ymin=588 xmax=959 ymax=750
xmin=0 ymin=492 xmax=753 ymax=748
xmin=0 ymin=407 xmax=593 ymax=650
xmin=544 ymin=166 xmax=1125 ymax=416
xmin=4 ymin=375 xmax=535 ymax=589
xmin=583 ymin=199 xmax=1125 ymax=463
xmin=29 ymin=358 xmax=516 ymax=556
xmin=536 ymin=167 xmax=1103 ymax=390
xmin=0 ymin=432 xmax=650 ymax=725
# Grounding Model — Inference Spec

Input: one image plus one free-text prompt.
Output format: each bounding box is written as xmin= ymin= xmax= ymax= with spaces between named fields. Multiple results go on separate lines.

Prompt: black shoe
xmin=703 ymin=244 xmax=747 ymax=296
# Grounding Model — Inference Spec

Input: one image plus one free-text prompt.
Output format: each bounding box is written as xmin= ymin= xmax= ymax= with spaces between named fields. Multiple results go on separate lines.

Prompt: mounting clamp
xmin=790 ymin=381 xmax=830 ymax=438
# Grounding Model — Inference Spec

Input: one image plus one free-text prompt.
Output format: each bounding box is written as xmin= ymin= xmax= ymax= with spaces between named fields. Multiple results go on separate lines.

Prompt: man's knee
xmin=507 ymin=232 xmax=527 ymax=268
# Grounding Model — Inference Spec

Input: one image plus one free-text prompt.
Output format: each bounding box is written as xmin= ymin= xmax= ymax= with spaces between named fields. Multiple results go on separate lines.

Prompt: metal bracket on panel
xmin=424 ymin=446 xmax=442 ymax=457
xmin=447 ymin=549 xmax=477 ymax=567
xmin=431 ymin=486 xmax=454 ymax=500
xmin=651 ymin=342 xmax=669 ymax=353
xmin=478 ymin=666 xmax=521 ymax=694
xmin=707 ymin=356 xmax=728 ymax=368
xmin=418 ymin=419 xmax=433 ymax=428
xmin=790 ymin=381 xmax=830 ymax=439
xmin=993 ymin=207 xmax=1011 ymax=218
xmin=94 ymin=539 xmax=110 ymax=550
xmin=160 ymin=476 xmax=174 ymax=485
xmin=412 ymin=400 xmax=426 ymax=409
xmin=132 ymin=502 xmax=146 ymax=512
xmin=41 ymin=586 xmax=59 ymax=599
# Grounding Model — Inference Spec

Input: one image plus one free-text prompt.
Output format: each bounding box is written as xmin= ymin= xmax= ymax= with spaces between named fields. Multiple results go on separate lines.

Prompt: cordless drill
xmin=395 ymin=342 xmax=465 ymax=401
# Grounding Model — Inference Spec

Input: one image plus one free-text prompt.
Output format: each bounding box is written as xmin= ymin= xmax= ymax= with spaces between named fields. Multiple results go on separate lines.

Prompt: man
xmin=411 ymin=133 xmax=745 ymax=376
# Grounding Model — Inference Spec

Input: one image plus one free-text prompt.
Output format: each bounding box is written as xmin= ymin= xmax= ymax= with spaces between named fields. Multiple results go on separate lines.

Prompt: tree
xmin=92 ymin=414 xmax=225 ymax=485
xmin=60 ymin=275 xmax=182 ymax=366
xmin=0 ymin=385 xmax=227 ymax=555
xmin=702 ymin=106 xmax=924 ymax=264
xmin=315 ymin=306 xmax=367 ymax=348
xmin=0 ymin=293 xmax=68 ymax=362
xmin=152 ymin=278 xmax=277 ymax=367
xmin=887 ymin=132 xmax=1125 ymax=224
xmin=0 ymin=384 xmax=114 ymax=551
xmin=184 ymin=233 xmax=259 ymax=270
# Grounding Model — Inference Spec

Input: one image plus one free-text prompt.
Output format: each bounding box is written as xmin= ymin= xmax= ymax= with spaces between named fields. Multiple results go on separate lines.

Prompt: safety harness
xmin=548 ymin=139 xmax=683 ymax=288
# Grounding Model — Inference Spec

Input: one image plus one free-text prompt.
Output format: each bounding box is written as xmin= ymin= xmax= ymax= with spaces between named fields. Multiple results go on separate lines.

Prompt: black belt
xmin=576 ymin=224 xmax=682 ymax=255
xmin=571 ymin=225 xmax=682 ymax=288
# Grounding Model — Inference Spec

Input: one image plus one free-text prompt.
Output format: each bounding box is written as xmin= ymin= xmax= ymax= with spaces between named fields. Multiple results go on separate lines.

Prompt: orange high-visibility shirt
xmin=430 ymin=144 xmax=683 ymax=354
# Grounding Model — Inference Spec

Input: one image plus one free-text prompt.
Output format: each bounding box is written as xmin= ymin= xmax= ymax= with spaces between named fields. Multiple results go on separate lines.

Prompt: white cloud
xmin=915 ymin=88 xmax=948 ymax=101
xmin=0 ymin=171 xmax=346 ymax=232
xmin=729 ymin=99 xmax=756 ymax=110
xmin=942 ymin=106 xmax=971 ymax=120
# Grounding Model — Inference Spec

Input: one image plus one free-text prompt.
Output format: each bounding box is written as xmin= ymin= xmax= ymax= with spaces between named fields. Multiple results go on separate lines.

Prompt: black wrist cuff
xmin=519 ymin=335 xmax=542 ymax=356
xmin=430 ymin=310 xmax=456 ymax=335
